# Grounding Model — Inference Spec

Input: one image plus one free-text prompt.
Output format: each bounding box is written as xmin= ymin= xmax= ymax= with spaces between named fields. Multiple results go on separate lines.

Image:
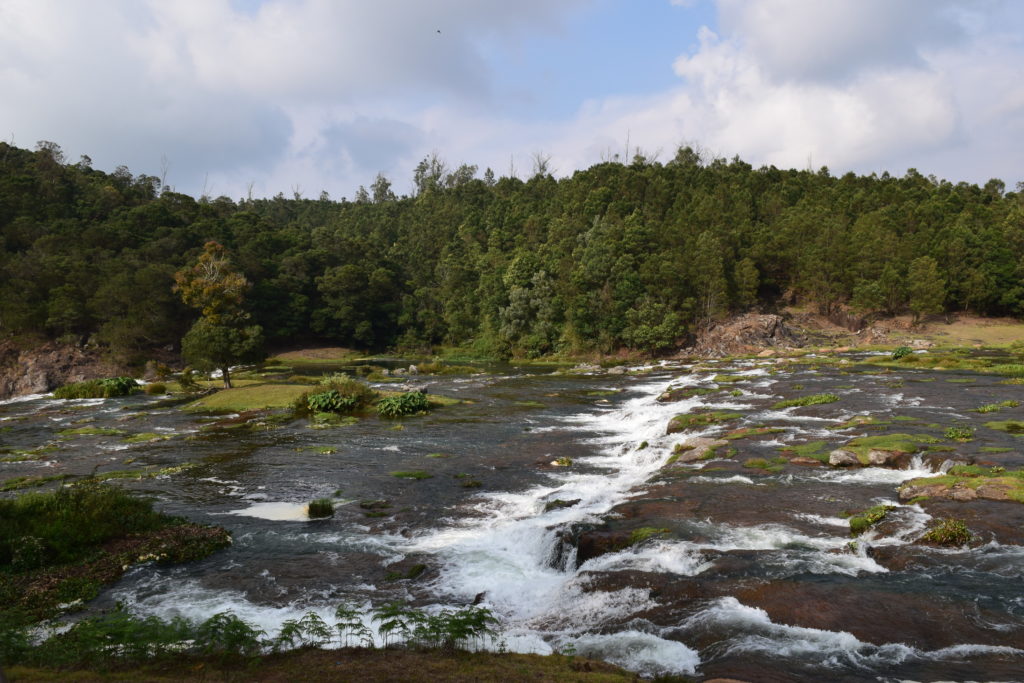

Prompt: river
xmin=2 ymin=354 xmax=1022 ymax=681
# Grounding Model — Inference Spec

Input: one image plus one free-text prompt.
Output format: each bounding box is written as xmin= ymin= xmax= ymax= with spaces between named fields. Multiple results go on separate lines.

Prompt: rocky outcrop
xmin=0 ymin=341 xmax=122 ymax=400
xmin=828 ymin=449 xmax=860 ymax=467
xmin=683 ymin=314 xmax=802 ymax=358
xmin=669 ymin=437 xmax=729 ymax=465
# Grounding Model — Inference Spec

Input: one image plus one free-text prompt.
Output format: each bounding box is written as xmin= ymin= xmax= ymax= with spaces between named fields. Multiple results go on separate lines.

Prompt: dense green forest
xmin=1 ymin=140 xmax=1022 ymax=361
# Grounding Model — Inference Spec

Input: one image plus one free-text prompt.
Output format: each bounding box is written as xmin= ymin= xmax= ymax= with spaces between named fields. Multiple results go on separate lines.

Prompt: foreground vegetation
xmin=0 ymin=483 xmax=230 ymax=625
xmin=0 ymin=600 xmax=648 ymax=682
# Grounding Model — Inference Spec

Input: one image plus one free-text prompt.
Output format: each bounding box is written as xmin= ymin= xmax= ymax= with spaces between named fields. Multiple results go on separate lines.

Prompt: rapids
xmin=2 ymin=354 xmax=1023 ymax=680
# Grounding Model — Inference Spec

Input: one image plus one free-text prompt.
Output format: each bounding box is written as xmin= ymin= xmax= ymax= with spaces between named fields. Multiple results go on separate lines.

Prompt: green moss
xmin=844 ymin=433 xmax=940 ymax=460
xmin=713 ymin=374 xmax=747 ymax=384
xmin=783 ymin=440 xmax=831 ymax=463
xmin=667 ymin=411 xmax=741 ymax=433
xmin=743 ymin=457 xmax=785 ymax=473
xmin=984 ymin=420 xmax=1024 ymax=435
xmin=1 ymin=474 xmax=74 ymax=491
xmin=513 ymin=401 xmax=546 ymax=409
xmin=980 ymin=446 xmax=1013 ymax=453
xmin=58 ymin=427 xmax=124 ymax=437
xmin=629 ymin=527 xmax=669 ymax=546
xmin=723 ymin=426 xmax=785 ymax=440
xmin=771 ymin=393 xmax=839 ymax=410
xmin=390 ymin=470 xmax=433 ymax=480
xmin=123 ymin=432 xmax=173 ymax=444
xmin=829 ymin=415 xmax=889 ymax=430
xmin=425 ymin=452 xmax=450 ymax=458
xmin=658 ymin=386 xmax=718 ymax=401
xmin=848 ymin=504 xmax=894 ymax=536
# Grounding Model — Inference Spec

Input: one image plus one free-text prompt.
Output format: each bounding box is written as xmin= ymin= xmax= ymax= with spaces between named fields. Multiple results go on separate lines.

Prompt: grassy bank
xmin=7 ymin=648 xmax=645 ymax=682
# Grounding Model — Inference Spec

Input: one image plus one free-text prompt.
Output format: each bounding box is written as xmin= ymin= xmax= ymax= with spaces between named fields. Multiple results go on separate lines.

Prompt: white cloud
xmin=0 ymin=0 xmax=1020 ymax=198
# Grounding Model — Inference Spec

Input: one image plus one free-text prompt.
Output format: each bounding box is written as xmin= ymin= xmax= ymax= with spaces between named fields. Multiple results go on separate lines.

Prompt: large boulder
xmin=829 ymin=449 xmax=861 ymax=467
xmin=0 ymin=341 xmax=122 ymax=401
xmin=683 ymin=314 xmax=802 ymax=358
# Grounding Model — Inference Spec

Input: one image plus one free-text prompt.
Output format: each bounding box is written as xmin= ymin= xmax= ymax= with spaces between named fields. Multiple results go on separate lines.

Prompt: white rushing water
xmin=394 ymin=374 xmax=703 ymax=674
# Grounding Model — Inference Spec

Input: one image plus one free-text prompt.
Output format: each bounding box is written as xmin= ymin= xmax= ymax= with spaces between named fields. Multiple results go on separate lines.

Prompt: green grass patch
xmin=974 ymin=400 xmax=1021 ymax=414
xmin=187 ymin=384 xmax=310 ymax=412
xmin=782 ymin=440 xmax=831 ymax=463
xmin=844 ymin=433 xmax=940 ymax=461
xmin=1 ymin=474 xmax=74 ymax=491
xmin=984 ymin=420 xmax=1024 ymax=435
xmin=945 ymin=378 xmax=976 ymax=383
xmin=743 ymin=457 xmax=786 ymax=473
xmin=771 ymin=393 xmax=839 ymax=410
xmin=980 ymin=446 xmax=1014 ymax=453
xmin=713 ymin=374 xmax=747 ymax=384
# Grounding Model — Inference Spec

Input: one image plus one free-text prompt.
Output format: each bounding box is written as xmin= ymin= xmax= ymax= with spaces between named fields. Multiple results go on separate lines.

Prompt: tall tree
xmin=908 ymin=256 xmax=946 ymax=325
xmin=174 ymin=241 xmax=263 ymax=387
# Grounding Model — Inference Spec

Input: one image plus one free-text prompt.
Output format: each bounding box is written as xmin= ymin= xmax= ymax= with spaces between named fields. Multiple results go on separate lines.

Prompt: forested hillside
xmin=1 ymin=141 xmax=1021 ymax=360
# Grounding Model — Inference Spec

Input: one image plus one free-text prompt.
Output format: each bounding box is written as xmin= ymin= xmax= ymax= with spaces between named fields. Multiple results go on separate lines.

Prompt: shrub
xmin=53 ymin=376 xmax=139 ymax=399
xmin=307 ymin=390 xmax=359 ymax=414
xmin=144 ymin=382 xmax=167 ymax=395
xmin=307 ymin=498 xmax=334 ymax=518
xmin=0 ymin=482 xmax=170 ymax=568
xmin=891 ymin=346 xmax=913 ymax=360
xmin=295 ymin=375 xmax=378 ymax=417
xmin=377 ymin=391 xmax=430 ymax=418
xmin=177 ymin=367 xmax=201 ymax=393
xmin=944 ymin=425 xmax=975 ymax=441
xmin=921 ymin=518 xmax=973 ymax=546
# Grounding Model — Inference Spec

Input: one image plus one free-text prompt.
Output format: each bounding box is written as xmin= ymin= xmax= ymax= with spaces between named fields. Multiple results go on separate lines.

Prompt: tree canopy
xmin=1 ymin=140 xmax=1022 ymax=361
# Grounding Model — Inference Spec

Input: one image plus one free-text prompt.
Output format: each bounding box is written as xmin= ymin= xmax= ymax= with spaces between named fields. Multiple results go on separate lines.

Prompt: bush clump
xmin=377 ymin=391 xmax=430 ymax=418
xmin=921 ymin=518 xmax=973 ymax=546
xmin=307 ymin=498 xmax=334 ymax=518
xmin=144 ymin=382 xmax=167 ymax=395
xmin=891 ymin=346 xmax=913 ymax=360
xmin=53 ymin=377 xmax=139 ymax=399
xmin=294 ymin=375 xmax=378 ymax=417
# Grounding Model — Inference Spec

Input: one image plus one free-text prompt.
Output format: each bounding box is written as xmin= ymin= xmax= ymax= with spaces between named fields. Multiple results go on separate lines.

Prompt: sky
xmin=1 ymin=0 xmax=1022 ymax=199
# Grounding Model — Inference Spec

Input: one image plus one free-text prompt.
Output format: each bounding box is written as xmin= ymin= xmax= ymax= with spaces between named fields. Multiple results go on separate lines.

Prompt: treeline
xmin=1 ymin=141 xmax=1022 ymax=360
